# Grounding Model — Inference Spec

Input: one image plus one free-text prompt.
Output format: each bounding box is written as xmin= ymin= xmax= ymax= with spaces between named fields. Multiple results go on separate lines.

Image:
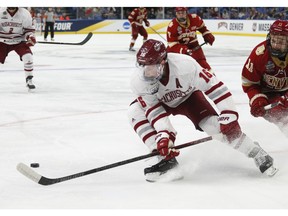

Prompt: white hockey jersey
xmin=130 ymin=53 xmax=236 ymax=132
xmin=0 ymin=7 xmax=35 ymax=45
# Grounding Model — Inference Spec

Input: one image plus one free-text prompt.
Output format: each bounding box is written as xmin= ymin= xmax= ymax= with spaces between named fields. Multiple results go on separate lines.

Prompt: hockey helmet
xmin=175 ymin=7 xmax=188 ymax=22
xmin=269 ymin=20 xmax=288 ymax=36
xmin=137 ymin=39 xmax=167 ymax=65
xmin=267 ymin=20 xmax=288 ymax=58
xmin=175 ymin=7 xmax=188 ymax=12
xmin=136 ymin=39 xmax=167 ymax=81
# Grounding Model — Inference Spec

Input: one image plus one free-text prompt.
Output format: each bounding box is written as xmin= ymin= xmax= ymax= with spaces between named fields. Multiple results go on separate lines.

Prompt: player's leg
xmin=15 ymin=44 xmax=35 ymax=90
xmin=139 ymin=26 xmax=148 ymax=44
xmin=0 ymin=42 xmax=8 ymax=64
xmin=129 ymin=26 xmax=139 ymax=51
xmin=176 ymin=90 xmax=277 ymax=176
xmin=127 ymin=100 xmax=182 ymax=182
xmin=199 ymin=115 xmax=277 ymax=176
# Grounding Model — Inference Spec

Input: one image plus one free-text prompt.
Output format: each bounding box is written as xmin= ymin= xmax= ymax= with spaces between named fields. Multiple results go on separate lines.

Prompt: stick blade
xmin=37 ymin=32 xmax=93 ymax=45
xmin=78 ymin=32 xmax=93 ymax=45
xmin=16 ymin=162 xmax=42 ymax=184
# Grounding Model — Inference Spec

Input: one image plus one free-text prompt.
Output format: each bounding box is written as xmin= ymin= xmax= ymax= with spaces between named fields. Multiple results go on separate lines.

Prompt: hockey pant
xmin=128 ymin=101 xmax=265 ymax=160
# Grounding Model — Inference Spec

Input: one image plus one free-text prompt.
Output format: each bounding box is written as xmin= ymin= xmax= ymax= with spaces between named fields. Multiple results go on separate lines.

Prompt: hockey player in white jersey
xmin=128 ymin=39 xmax=278 ymax=182
xmin=0 ymin=7 xmax=36 ymax=90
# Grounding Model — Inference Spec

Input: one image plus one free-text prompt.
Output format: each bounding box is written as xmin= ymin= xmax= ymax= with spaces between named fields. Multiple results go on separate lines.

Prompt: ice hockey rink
xmin=0 ymin=32 xmax=288 ymax=212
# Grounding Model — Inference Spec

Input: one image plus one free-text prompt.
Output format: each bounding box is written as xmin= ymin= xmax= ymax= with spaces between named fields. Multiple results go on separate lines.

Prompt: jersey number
xmin=138 ymin=96 xmax=147 ymax=108
xmin=245 ymin=58 xmax=254 ymax=73
xmin=199 ymin=69 xmax=213 ymax=83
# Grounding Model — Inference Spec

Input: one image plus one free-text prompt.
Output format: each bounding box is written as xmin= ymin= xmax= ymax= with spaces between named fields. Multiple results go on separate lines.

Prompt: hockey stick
xmin=149 ymin=26 xmax=167 ymax=41
xmin=149 ymin=26 xmax=206 ymax=51
xmin=17 ymin=136 xmax=212 ymax=186
xmin=264 ymin=99 xmax=285 ymax=111
xmin=192 ymin=42 xmax=207 ymax=51
xmin=37 ymin=32 xmax=93 ymax=45
xmin=264 ymin=102 xmax=280 ymax=111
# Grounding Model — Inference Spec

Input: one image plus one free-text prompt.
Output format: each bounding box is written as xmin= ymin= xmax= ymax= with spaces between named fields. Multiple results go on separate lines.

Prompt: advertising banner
xmin=37 ymin=19 xmax=275 ymax=36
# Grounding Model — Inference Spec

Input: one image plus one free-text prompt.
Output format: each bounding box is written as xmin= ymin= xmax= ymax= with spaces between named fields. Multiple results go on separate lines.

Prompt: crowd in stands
xmin=28 ymin=7 xmax=288 ymax=21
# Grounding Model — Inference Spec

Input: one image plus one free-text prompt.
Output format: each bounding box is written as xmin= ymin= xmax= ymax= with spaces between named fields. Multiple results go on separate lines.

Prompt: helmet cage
xmin=137 ymin=63 xmax=164 ymax=82
xmin=267 ymin=20 xmax=288 ymax=58
xmin=136 ymin=39 xmax=167 ymax=82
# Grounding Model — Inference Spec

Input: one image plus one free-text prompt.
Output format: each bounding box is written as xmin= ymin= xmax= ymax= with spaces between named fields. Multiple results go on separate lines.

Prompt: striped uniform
xmin=129 ymin=53 xmax=235 ymax=150
xmin=0 ymin=7 xmax=35 ymax=45
xmin=0 ymin=7 xmax=35 ymax=79
xmin=128 ymin=52 xmax=277 ymax=177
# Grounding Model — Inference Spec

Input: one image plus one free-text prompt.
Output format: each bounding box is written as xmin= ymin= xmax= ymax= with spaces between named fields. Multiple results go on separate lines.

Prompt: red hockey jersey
xmin=128 ymin=8 xmax=148 ymax=26
xmin=242 ymin=40 xmax=288 ymax=100
xmin=166 ymin=13 xmax=207 ymax=53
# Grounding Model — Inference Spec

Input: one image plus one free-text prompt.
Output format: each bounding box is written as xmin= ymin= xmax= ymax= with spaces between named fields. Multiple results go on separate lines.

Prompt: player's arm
xmin=242 ymin=45 xmax=270 ymax=117
xmin=128 ymin=9 xmax=137 ymax=25
xmin=130 ymin=73 xmax=179 ymax=159
xmin=143 ymin=9 xmax=150 ymax=27
xmin=189 ymin=61 xmax=233 ymax=112
xmin=194 ymin=14 xmax=215 ymax=45
xmin=166 ymin=21 xmax=191 ymax=55
xmin=137 ymin=94 xmax=179 ymax=159
xmin=23 ymin=9 xmax=36 ymax=46
xmin=191 ymin=61 xmax=241 ymax=142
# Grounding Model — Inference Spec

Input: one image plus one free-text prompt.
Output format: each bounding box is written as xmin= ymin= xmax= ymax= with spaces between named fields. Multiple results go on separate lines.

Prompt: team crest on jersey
xmin=177 ymin=26 xmax=183 ymax=34
xmin=255 ymin=44 xmax=265 ymax=56
xmin=265 ymin=61 xmax=275 ymax=73
xmin=149 ymin=82 xmax=159 ymax=94
xmin=168 ymin=21 xmax=174 ymax=28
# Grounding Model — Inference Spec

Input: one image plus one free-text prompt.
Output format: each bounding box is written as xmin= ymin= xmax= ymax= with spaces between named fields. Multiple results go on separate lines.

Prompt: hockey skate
xmin=252 ymin=143 xmax=278 ymax=177
xmin=144 ymin=157 xmax=183 ymax=182
xmin=26 ymin=76 xmax=36 ymax=91
xmin=129 ymin=47 xmax=136 ymax=52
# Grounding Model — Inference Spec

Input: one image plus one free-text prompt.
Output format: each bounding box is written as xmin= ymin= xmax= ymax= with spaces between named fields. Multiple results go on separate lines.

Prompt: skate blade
xmin=264 ymin=166 xmax=279 ymax=177
xmin=27 ymin=88 xmax=36 ymax=93
xmin=145 ymin=167 xmax=184 ymax=183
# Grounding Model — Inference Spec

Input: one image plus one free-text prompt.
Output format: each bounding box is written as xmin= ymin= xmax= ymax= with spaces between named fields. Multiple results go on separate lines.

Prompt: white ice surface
xmin=0 ymin=33 xmax=288 ymax=210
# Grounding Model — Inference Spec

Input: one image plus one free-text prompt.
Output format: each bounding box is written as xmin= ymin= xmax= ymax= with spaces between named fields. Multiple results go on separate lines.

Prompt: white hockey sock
xmin=22 ymin=53 xmax=33 ymax=74
xmin=228 ymin=133 xmax=267 ymax=159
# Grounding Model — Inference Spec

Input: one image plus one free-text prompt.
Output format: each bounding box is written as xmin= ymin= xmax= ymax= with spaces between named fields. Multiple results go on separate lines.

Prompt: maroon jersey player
xmin=127 ymin=39 xmax=277 ymax=182
xmin=242 ymin=20 xmax=288 ymax=138
xmin=0 ymin=7 xmax=36 ymax=90
xmin=128 ymin=7 xmax=150 ymax=51
xmin=166 ymin=7 xmax=215 ymax=71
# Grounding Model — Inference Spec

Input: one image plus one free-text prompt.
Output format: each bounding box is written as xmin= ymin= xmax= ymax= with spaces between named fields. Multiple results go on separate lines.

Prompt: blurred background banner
xmin=29 ymin=7 xmax=285 ymax=35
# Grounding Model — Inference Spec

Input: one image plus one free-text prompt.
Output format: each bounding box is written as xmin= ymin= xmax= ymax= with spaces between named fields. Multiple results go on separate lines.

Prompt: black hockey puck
xmin=30 ymin=163 xmax=40 ymax=168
